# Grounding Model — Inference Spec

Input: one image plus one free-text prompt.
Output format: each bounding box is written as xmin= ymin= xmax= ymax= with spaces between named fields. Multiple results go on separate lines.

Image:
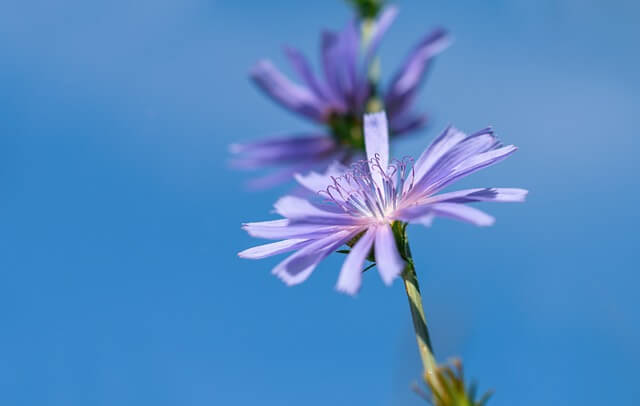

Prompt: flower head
xmin=231 ymin=6 xmax=450 ymax=188
xmin=239 ymin=112 xmax=527 ymax=294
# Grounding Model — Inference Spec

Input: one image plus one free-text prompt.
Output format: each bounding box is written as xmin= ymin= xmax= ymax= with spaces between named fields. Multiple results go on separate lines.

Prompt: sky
xmin=1 ymin=0 xmax=639 ymax=405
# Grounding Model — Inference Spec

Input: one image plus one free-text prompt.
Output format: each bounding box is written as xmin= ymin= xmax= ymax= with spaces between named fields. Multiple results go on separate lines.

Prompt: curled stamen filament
xmin=318 ymin=156 xmax=416 ymax=220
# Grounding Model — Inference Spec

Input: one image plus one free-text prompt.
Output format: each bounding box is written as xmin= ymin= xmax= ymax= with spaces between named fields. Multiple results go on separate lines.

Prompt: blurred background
xmin=1 ymin=0 xmax=638 ymax=405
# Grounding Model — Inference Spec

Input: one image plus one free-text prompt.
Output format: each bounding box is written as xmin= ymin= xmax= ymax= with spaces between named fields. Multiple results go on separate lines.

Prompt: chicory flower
xmin=232 ymin=6 xmax=450 ymax=188
xmin=239 ymin=111 xmax=527 ymax=294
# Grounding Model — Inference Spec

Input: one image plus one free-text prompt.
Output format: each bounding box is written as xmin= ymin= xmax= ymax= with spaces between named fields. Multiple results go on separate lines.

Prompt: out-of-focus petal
xmin=336 ymin=227 xmax=376 ymax=295
xmin=284 ymin=47 xmax=336 ymax=106
xmin=361 ymin=6 xmax=398 ymax=73
xmin=384 ymin=28 xmax=450 ymax=117
xmin=341 ymin=19 xmax=359 ymax=100
xmin=321 ymin=23 xmax=359 ymax=107
xmin=251 ymin=60 xmax=329 ymax=122
xmin=230 ymin=135 xmax=337 ymax=168
xmin=354 ymin=6 xmax=398 ymax=107
xmin=388 ymin=111 xmax=428 ymax=135
xmin=245 ymin=162 xmax=318 ymax=190
xmin=238 ymin=238 xmax=311 ymax=259
xmin=320 ymin=30 xmax=346 ymax=109
xmin=374 ymin=224 xmax=405 ymax=285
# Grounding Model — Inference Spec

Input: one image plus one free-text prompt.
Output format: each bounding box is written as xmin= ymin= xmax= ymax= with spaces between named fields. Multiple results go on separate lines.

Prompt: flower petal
xmin=336 ymin=227 xmax=376 ymax=295
xmin=423 ymin=188 xmax=528 ymax=204
xmin=284 ymin=46 xmax=336 ymax=105
xmin=401 ymin=202 xmax=495 ymax=227
xmin=340 ymin=20 xmax=359 ymax=100
xmin=428 ymin=145 xmax=518 ymax=194
xmin=385 ymin=28 xmax=450 ymax=117
xmin=230 ymin=134 xmax=337 ymax=168
xmin=274 ymin=195 xmax=361 ymax=225
xmin=230 ymin=134 xmax=332 ymax=154
xmin=320 ymin=30 xmax=346 ymax=109
xmin=322 ymin=22 xmax=360 ymax=106
xmin=273 ymin=229 xmax=358 ymax=286
xmin=251 ymin=60 xmax=328 ymax=122
xmin=413 ymin=213 xmax=435 ymax=227
xmin=242 ymin=220 xmax=344 ymax=240
xmin=388 ymin=111 xmax=427 ymax=136
xmin=238 ymin=238 xmax=311 ymax=259
xmin=412 ymin=125 xmax=468 ymax=183
xmin=410 ymin=127 xmax=512 ymax=199
xmin=364 ymin=112 xmax=390 ymax=188
xmin=360 ymin=6 xmax=398 ymax=74
xmin=374 ymin=224 xmax=405 ymax=285
xmin=294 ymin=161 xmax=349 ymax=193
xmin=355 ymin=6 xmax=398 ymax=107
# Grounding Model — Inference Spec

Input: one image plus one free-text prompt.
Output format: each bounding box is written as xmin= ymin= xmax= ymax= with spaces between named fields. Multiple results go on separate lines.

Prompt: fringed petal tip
xmin=272 ymin=268 xmax=306 ymax=286
xmin=248 ymin=59 xmax=270 ymax=77
xmin=335 ymin=227 xmax=376 ymax=296
xmin=238 ymin=239 xmax=310 ymax=260
xmin=493 ymin=188 xmax=528 ymax=202
xmin=375 ymin=225 xmax=405 ymax=285
xmin=335 ymin=283 xmax=360 ymax=296
xmin=424 ymin=27 xmax=454 ymax=55
xmin=470 ymin=126 xmax=494 ymax=137
xmin=476 ymin=216 xmax=495 ymax=227
xmin=241 ymin=219 xmax=292 ymax=239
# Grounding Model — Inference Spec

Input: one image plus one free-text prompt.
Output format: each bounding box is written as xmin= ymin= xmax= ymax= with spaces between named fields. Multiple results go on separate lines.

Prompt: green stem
xmin=402 ymin=255 xmax=438 ymax=380
xmin=361 ymin=18 xmax=383 ymax=113
xmin=394 ymin=223 xmax=440 ymax=387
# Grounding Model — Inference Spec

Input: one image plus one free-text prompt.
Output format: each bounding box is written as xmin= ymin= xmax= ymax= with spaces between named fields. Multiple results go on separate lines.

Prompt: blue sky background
xmin=1 ymin=1 xmax=638 ymax=405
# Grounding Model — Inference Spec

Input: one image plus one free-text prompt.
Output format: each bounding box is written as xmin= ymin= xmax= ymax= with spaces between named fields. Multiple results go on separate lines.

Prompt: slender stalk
xmin=361 ymin=17 xmax=383 ymax=113
xmin=394 ymin=222 xmax=441 ymax=392
xmin=402 ymin=260 xmax=437 ymax=377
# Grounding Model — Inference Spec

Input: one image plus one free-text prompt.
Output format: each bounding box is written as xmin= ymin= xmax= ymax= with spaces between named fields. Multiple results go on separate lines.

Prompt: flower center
xmin=321 ymin=155 xmax=415 ymax=221
xmin=327 ymin=113 xmax=365 ymax=151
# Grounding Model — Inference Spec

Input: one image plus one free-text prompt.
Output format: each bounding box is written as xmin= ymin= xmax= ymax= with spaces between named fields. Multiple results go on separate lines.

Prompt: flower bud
xmin=414 ymin=359 xmax=493 ymax=406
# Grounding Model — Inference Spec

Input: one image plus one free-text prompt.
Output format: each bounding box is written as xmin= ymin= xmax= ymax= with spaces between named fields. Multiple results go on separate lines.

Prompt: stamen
xmin=318 ymin=156 xmax=416 ymax=220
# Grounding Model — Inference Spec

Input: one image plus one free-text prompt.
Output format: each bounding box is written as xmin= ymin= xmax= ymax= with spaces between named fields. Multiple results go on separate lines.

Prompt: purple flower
xmin=239 ymin=112 xmax=527 ymax=294
xmin=231 ymin=6 xmax=450 ymax=188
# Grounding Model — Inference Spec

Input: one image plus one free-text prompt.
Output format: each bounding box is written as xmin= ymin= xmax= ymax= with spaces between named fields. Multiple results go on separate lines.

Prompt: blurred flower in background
xmin=231 ymin=5 xmax=450 ymax=188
